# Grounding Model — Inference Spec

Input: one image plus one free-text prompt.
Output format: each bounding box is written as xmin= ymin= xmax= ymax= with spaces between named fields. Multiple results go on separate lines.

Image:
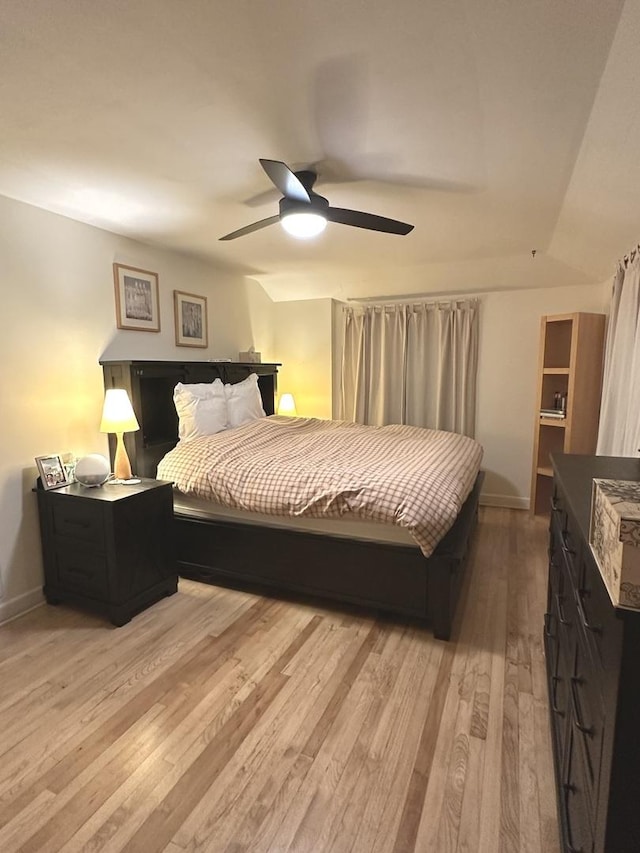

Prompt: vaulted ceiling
xmin=2 ymin=0 xmax=638 ymax=301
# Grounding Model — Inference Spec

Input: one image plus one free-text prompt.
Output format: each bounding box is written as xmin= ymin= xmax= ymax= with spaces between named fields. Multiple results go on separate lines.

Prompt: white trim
xmin=480 ymin=493 xmax=529 ymax=511
xmin=0 ymin=588 xmax=45 ymax=626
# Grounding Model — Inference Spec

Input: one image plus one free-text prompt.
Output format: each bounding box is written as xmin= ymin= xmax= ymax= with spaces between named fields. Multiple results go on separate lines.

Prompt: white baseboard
xmin=0 ymin=587 xmax=45 ymax=626
xmin=480 ymin=493 xmax=530 ymax=511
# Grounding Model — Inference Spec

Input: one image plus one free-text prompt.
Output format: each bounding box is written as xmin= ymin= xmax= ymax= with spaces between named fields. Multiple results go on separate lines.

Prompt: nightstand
xmin=36 ymin=479 xmax=177 ymax=626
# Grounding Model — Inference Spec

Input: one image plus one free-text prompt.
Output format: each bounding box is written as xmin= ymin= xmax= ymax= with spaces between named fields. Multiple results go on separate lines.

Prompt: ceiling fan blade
xmin=326 ymin=207 xmax=414 ymax=235
xmin=259 ymin=159 xmax=311 ymax=203
xmin=219 ymin=215 xmax=280 ymax=241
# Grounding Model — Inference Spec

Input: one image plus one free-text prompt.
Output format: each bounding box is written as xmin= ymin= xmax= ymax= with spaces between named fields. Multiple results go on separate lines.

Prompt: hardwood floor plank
xmin=122 ymin=616 xmax=322 ymax=853
xmin=286 ymin=626 xmax=406 ymax=852
xmin=236 ymin=622 xmax=385 ymax=853
xmin=161 ymin=608 xmax=334 ymax=850
xmin=499 ymin=512 xmax=525 ymax=853
xmin=211 ymin=621 xmax=379 ymax=853
xmin=0 ymin=590 xmax=265 ymax=800
xmin=349 ymin=632 xmax=442 ymax=853
xmin=476 ymin=508 xmax=510 ymax=853
xmin=56 ymin=612 xmax=320 ymax=853
xmin=426 ymin=523 xmax=495 ymax=853
xmin=0 ymin=509 xmax=561 ymax=853
xmin=518 ymin=691 xmax=542 ymax=853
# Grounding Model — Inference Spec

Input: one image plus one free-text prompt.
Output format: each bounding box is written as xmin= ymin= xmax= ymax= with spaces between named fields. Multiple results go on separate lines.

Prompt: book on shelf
xmin=540 ymin=409 xmax=566 ymax=419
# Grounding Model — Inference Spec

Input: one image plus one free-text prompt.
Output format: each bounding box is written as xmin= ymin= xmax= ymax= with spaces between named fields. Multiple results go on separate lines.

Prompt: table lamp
xmin=277 ymin=393 xmax=297 ymax=416
xmin=100 ymin=389 xmax=140 ymax=481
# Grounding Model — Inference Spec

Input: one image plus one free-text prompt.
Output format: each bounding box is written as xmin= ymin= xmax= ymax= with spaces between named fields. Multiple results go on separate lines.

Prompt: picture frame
xmin=174 ymin=290 xmax=208 ymax=348
xmin=35 ymin=454 xmax=69 ymax=490
xmin=113 ymin=263 xmax=160 ymax=332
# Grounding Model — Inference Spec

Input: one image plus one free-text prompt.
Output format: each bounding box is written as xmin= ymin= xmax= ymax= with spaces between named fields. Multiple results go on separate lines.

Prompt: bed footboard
xmin=174 ymin=472 xmax=483 ymax=640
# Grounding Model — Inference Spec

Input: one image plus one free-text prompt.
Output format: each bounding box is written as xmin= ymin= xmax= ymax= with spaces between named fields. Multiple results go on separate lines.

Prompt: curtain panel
xmin=597 ymin=250 xmax=640 ymax=456
xmin=339 ymin=299 xmax=479 ymax=437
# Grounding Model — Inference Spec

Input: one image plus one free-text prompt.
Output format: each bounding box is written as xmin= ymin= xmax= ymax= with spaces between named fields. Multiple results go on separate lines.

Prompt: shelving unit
xmin=530 ymin=312 xmax=606 ymax=515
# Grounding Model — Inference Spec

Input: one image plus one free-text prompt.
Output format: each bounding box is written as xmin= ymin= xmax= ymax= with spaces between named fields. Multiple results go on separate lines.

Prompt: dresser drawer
xmin=52 ymin=499 xmax=105 ymax=547
xmin=562 ymin=726 xmax=596 ymax=853
xmin=546 ymin=591 xmax=571 ymax=718
xmin=570 ymin=632 xmax=605 ymax=822
xmin=54 ymin=542 xmax=109 ymax=598
xmin=551 ymin=498 xmax=581 ymax=587
xmin=576 ymin=549 xmax=623 ymax=672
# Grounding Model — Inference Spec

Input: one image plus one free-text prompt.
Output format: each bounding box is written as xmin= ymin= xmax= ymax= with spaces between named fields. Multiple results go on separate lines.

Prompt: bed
xmin=101 ymin=359 xmax=484 ymax=639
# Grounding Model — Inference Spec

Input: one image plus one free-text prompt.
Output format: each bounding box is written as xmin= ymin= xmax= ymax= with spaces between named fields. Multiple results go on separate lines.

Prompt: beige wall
xmin=272 ymin=299 xmax=333 ymax=419
xmin=476 ymin=282 xmax=609 ymax=507
xmin=0 ymin=194 xmax=274 ymax=623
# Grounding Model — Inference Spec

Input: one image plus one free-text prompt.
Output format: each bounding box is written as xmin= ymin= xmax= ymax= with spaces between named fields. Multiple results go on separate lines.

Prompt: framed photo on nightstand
xmin=35 ymin=454 xmax=69 ymax=490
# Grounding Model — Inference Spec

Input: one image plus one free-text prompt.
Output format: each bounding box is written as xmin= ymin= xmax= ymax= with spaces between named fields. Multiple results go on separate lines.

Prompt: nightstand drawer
xmin=55 ymin=543 xmax=109 ymax=598
xmin=52 ymin=500 xmax=105 ymax=546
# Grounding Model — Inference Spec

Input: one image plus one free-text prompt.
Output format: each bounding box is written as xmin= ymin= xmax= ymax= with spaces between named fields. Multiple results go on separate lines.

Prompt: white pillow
xmin=225 ymin=373 xmax=266 ymax=428
xmin=174 ymin=379 xmax=227 ymax=441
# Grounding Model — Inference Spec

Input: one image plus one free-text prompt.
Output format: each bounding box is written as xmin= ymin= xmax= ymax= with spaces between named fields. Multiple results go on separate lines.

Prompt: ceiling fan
xmin=219 ymin=159 xmax=414 ymax=241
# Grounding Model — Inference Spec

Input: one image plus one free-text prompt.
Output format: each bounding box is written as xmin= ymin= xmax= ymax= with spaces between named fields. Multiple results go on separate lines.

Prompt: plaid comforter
xmin=157 ymin=416 xmax=483 ymax=556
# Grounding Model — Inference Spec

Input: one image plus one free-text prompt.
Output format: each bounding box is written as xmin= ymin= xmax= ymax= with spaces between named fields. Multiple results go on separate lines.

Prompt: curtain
xmin=597 ymin=249 xmax=640 ymax=456
xmin=339 ymin=299 xmax=479 ymax=436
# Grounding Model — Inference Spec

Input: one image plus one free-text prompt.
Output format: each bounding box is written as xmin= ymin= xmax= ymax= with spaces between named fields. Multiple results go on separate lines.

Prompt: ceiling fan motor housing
xmin=279 ymin=191 xmax=329 ymax=218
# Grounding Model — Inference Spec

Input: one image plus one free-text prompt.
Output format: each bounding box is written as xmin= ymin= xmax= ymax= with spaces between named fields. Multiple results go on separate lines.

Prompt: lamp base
xmin=113 ymin=432 xmax=133 ymax=481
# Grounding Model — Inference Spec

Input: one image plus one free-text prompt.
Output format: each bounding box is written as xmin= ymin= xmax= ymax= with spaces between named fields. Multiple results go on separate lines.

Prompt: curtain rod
xmin=346 ymin=289 xmax=482 ymax=303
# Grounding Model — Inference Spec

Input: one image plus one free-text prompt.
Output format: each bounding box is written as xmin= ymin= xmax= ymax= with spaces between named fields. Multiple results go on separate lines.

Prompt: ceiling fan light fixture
xmin=280 ymin=211 xmax=327 ymax=239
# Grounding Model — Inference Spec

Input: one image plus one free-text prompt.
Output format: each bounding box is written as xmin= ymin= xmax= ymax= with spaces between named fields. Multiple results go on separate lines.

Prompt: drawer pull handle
xmin=577 ymin=590 xmax=601 ymax=634
xmin=550 ymin=676 xmax=564 ymax=716
xmin=561 ymin=784 xmax=584 ymax=853
xmin=556 ymin=594 xmax=570 ymax=626
xmin=570 ymin=677 xmax=594 ymax=736
xmin=67 ymin=566 xmax=92 ymax=578
xmin=561 ymin=536 xmax=575 ymax=557
xmin=551 ymin=496 xmax=560 ymax=512
xmin=544 ymin=612 xmax=553 ymax=638
xmin=65 ymin=518 xmax=91 ymax=529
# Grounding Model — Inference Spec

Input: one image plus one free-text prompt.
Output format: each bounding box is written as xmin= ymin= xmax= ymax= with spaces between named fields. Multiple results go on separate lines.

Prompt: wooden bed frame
xmin=101 ymin=359 xmax=483 ymax=640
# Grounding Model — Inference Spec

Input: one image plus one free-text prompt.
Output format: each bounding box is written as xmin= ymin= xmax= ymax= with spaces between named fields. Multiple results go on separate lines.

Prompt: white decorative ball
xmin=74 ymin=453 xmax=111 ymax=487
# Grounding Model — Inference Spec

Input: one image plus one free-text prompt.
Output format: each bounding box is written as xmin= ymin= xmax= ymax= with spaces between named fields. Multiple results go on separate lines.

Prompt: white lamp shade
xmin=277 ymin=393 xmax=297 ymax=416
xmin=100 ymin=389 xmax=139 ymax=433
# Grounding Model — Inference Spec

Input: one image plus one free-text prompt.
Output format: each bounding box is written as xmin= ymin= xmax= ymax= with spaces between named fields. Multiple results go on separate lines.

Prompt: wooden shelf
xmin=530 ymin=313 xmax=605 ymax=515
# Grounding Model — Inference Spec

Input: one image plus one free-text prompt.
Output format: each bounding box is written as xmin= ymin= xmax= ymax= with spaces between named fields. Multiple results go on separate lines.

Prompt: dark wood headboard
xmin=101 ymin=360 xmax=280 ymax=478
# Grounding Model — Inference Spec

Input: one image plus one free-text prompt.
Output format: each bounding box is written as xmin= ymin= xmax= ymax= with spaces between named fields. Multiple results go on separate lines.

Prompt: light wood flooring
xmin=0 ymin=507 xmax=559 ymax=853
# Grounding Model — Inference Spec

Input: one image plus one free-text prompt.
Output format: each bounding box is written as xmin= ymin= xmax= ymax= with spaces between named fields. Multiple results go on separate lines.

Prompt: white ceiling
xmin=2 ymin=0 xmax=638 ymax=302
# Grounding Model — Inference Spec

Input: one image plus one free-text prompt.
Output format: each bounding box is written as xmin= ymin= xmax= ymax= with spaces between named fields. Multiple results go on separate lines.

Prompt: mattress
xmin=173 ymin=492 xmax=416 ymax=546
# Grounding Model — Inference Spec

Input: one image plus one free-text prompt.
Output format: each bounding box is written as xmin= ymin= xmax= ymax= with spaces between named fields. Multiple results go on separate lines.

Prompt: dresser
xmin=546 ymin=454 xmax=640 ymax=853
xmin=36 ymin=479 xmax=177 ymax=625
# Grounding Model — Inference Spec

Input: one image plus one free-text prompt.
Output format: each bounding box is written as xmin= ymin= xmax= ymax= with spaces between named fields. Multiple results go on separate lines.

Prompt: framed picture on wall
xmin=174 ymin=290 xmax=208 ymax=348
xmin=113 ymin=263 xmax=160 ymax=332
xmin=35 ymin=454 xmax=69 ymax=490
